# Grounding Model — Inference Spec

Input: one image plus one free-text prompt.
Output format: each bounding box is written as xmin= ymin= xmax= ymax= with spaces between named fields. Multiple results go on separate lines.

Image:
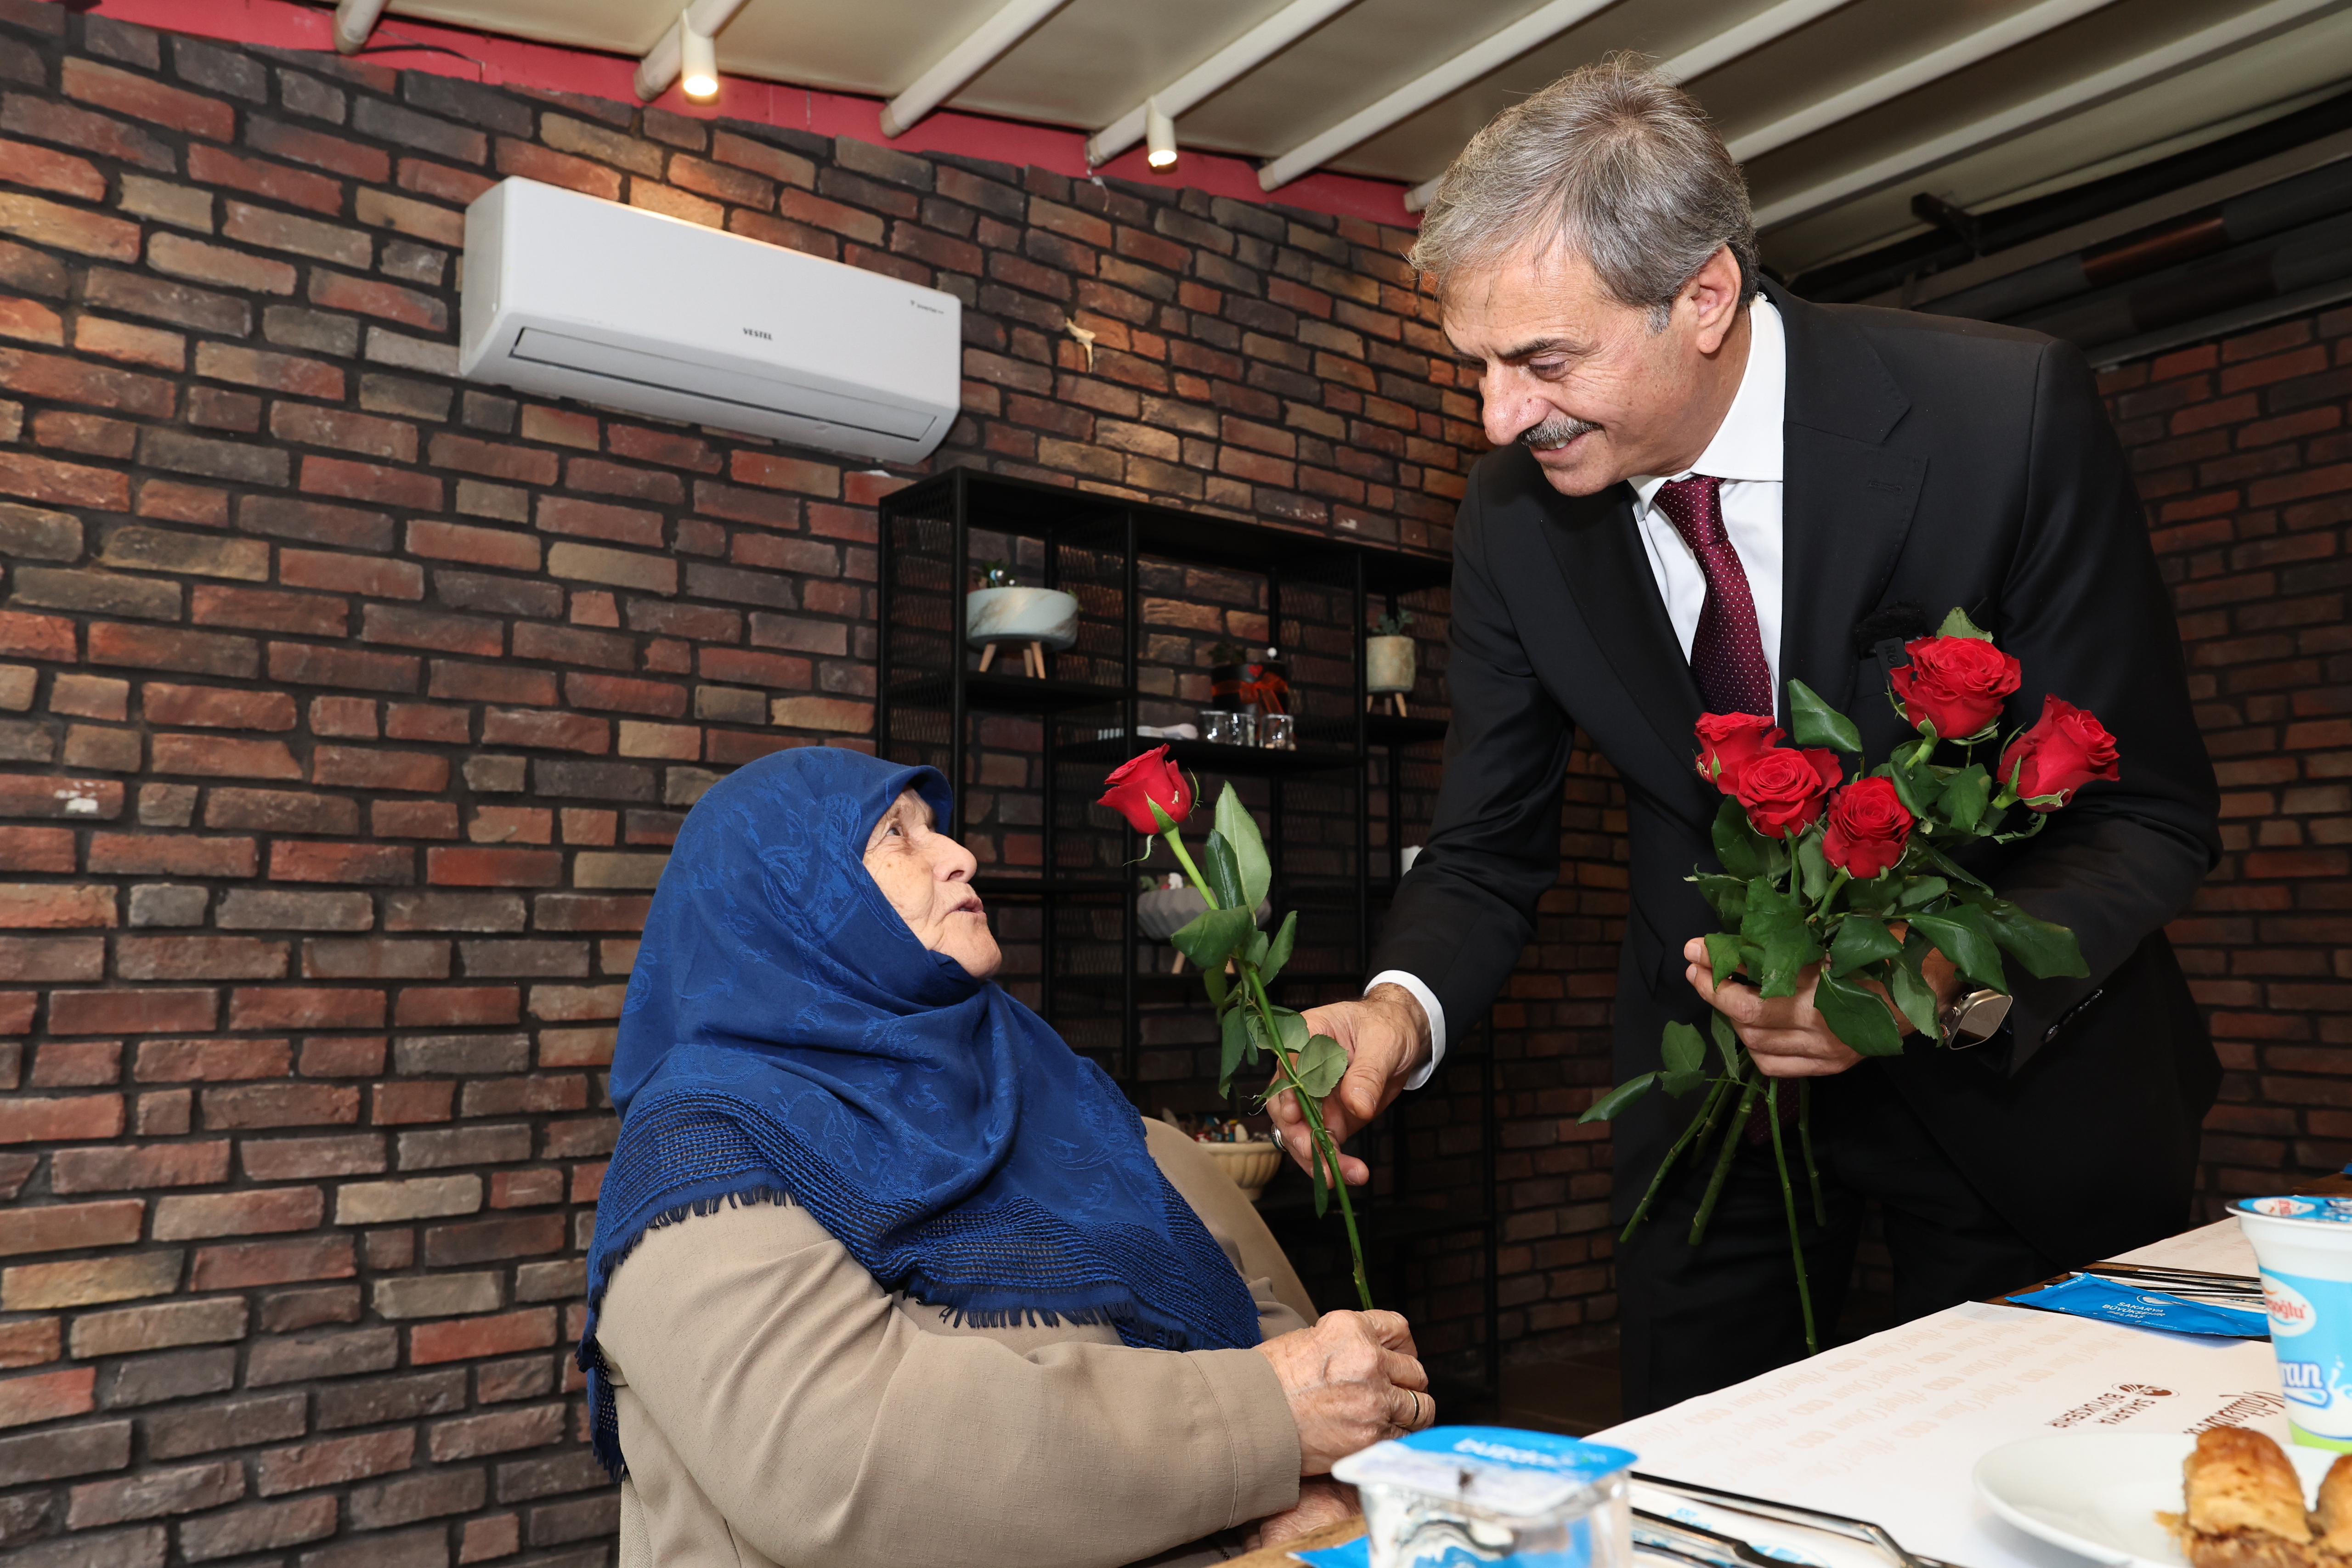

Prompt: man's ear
xmin=1685 ymin=245 xmax=1745 ymax=354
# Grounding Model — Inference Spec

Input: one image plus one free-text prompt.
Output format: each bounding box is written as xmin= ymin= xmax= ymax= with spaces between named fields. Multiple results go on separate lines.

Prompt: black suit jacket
xmin=1373 ymin=282 xmax=2222 ymax=1267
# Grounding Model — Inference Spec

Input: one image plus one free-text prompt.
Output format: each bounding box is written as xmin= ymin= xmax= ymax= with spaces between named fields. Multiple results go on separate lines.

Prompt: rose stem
xmin=1799 ymin=1080 xmax=1826 ymax=1226
xmin=1171 ymin=812 xmax=1371 ymax=1313
xmin=1768 ymin=1079 xmax=1819 ymax=1355
xmin=1245 ymin=964 xmax=1372 ymax=1310
xmin=1620 ymin=1077 xmax=1731 ymax=1243
xmin=1689 ymin=1063 xmax=1761 ymax=1246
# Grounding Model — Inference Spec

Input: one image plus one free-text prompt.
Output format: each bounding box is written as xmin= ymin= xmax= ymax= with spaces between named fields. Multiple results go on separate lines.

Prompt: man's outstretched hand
xmin=1268 ymin=983 xmax=1430 ymax=1185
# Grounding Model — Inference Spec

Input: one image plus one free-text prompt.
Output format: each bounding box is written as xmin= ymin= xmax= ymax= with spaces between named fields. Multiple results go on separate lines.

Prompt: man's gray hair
xmin=1409 ymin=55 xmax=1759 ymax=319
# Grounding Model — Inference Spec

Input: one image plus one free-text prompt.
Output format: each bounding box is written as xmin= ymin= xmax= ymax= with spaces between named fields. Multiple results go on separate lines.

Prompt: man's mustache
xmin=1521 ymin=414 xmax=1599 ymax=450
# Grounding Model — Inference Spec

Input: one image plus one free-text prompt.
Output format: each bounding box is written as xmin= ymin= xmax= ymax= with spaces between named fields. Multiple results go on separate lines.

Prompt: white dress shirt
xmin=1373 ymin=298 xmax=1789 ymax=1087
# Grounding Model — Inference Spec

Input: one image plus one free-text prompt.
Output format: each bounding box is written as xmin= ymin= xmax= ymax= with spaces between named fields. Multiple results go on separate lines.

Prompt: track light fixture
xmin=1145 ymin=99 xmax=1177 ymax=171
xmin=678 ymin=9 xmax=719 ymax=101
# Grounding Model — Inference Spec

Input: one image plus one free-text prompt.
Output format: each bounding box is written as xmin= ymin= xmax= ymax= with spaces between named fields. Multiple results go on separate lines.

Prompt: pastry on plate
xmin=2165 ymin=1427 xmax=2315 ymax=1568
xmin=2311 ymin=1454 xmax=2352 ymax=1559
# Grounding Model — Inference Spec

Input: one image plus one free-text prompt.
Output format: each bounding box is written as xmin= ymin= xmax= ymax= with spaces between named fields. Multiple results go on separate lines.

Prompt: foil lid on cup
xmin=2235 ymin=1196 xmax=2352 ymax=1224
xmin=1333 ymin=1426 xmax=1637 ymax=1520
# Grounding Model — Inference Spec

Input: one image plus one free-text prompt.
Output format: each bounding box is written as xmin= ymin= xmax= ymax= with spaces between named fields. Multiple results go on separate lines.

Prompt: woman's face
xmin=862 ymin=790 xmax=1001 ymax=980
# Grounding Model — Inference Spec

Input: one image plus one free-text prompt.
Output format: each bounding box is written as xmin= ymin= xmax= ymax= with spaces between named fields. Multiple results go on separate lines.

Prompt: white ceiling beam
xmin=333 ymin=0 xmax=390 ymax=55
xmin=1401 ymin=0 xmax=1850 ymax=213
xmin=635 ymin=0 xmax=752 ymax=102
xmin=1751 ymin=0 xmax=2351 ymax=232
xmin=1087 ymin=0 xmax=1359 ymax=168
xmin=1258 ymin=0 xmax=1620 ymax=193
xmin=880 ymin=0 xmax=1077 ymax=138
xmin=1723 ymin=0 xmax=2122 ymax=164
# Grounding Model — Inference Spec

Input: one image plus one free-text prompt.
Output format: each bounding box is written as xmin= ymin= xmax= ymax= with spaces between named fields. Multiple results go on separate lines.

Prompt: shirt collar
xmin=1628 ymin=296 xmax=1786 ymax=508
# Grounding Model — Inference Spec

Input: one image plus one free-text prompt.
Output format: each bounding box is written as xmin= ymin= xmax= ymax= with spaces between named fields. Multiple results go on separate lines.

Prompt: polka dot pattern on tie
xmin=1653 ymin=474 xmax=1774 ymax=717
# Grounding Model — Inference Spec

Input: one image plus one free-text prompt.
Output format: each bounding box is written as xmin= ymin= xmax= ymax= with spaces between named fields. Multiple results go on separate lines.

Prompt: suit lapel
xmin=1538 ymin=479 xmax=1704 ymax=779
xmin=1772 ymin=283 xmax=1925 ymax=723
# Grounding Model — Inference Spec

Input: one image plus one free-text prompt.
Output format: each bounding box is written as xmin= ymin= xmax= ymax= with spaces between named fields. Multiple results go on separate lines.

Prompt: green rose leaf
xmin=1661 ymin=1021 xmax=1707 ymax=1096
xmin=1691 ymin=874 xmax=1749 ymax=924
xmin=1740 ymin=881 xmax=1817 ymax=997
xmin=1259 ymin=910 xmax=1297 ymax=985
xmin=1796 ymin=829 xmax=1832 ymax=902
xmin=1788 ymin=679 xmax=1864 ymax=754
xmin=1292 ymin=1032 xmax=1349 ymax=1100
xmin=1578 ymin=1072 xmax=1658 ymax=1124
xmin=1199 ymin=829 xmax=1247 ymax=911
xmin=1709 ymin=1012 xmax=1743 ymax=1076
xmin=1217 ymin=1006 xmax=1251 ymax=1096
xmin=1703 ymin=931 xmax=1745 ymax=989
xmin=1213 ymin=783 xmax=1271 ymax=913
xmin=1828 ymin=914 xmax=1903 ymax=977
xmin=1983 ymin=900 xmax=2089 ymax=979
xmin=1244 ymin=928 xmax=1269 ymax=968
xmin=1712 ymin=797 xmax=1765 ymax=879
xmin=1758 ymin=925 xmax=1823 ymax=999
xmin=1814 ymin=970 xmax=1906 ymax=1057
xmin=1938 ymin=605 xmax=1994 ymax=641
xmin=1896 ymin=875 xmax=1949 ymax=909
xmin=1171 ymin=904 xmax=1255 ymax=971
xmin=1905 ymin=907 xmax=2007 ymax=990
xmin=1942 ymin=765 xmax=1991 ymax=834
xmin=1202 ymin=961 xmax=1229 ymax=1012
xmin=1888 ymin=956 xmax=1940 ymax=1038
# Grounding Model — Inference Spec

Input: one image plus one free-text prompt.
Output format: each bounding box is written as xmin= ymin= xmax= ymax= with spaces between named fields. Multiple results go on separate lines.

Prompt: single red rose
xmin=1890 ymin=634 xmax=2022 ymax=740
xmin=1999 ymin=695 xmax=2120 ymax=811
xmin=1097 ymin=746 xmax=1193 ymax=835
xmin=1821 ymin=776 xmax=1914 ymax=880
xmin=1733 ymin=746 xmax=1842 ymax=839
xmin=1694 ymin=712 xmax=1785 ymax=795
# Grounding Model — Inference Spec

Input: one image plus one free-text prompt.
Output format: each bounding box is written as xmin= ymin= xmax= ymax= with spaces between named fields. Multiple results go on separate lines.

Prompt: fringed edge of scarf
xmin=580 ymin=1179 xmax=798 ymax=1480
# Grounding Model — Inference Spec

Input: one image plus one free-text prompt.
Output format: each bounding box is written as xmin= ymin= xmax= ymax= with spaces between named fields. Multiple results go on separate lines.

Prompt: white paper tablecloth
xmin=1594 ymin=1219 xmax=2287 ymax=1568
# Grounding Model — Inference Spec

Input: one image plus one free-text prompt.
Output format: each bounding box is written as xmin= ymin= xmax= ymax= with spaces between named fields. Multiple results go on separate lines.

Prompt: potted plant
xmin=1367 ymin=609 xmax=1415 ymax=715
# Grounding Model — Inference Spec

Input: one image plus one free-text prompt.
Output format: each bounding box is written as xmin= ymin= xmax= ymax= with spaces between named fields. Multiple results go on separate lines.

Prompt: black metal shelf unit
xmin=878 ymin=467 xmax=1497 ymax=1392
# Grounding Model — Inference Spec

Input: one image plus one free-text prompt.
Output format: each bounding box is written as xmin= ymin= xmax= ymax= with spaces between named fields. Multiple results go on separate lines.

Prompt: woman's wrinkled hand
xmin=1255 ymin=1309 xmax=1431 ymax=1474
xmin=1245 ymin=1479 xmax=1359 ymax=1552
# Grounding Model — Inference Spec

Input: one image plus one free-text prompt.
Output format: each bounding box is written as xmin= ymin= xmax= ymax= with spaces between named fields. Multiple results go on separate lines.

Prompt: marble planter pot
xmin=965 ymin=587 xmax=1079 ymax=649
xmin=967 ymin=587 xmax=1079 ymax=678
xmin=1366 ymin=634 xmax=1416 ymax=694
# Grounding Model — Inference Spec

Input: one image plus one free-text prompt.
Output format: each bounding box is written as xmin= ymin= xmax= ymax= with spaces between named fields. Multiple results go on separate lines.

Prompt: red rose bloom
xmin=1890 ymin=634 xmax=2022 ymax=741
xmin=2000 ymin=695 xmax=2120 ymax=810
xmin=1821 ymin=777 xmax=1914 ymax=880
xmin=1733 ymin=746 xmax=1841 ymax=839
xmin=1694 ymin=712 xmax=1785 ymax=795
xmin=1097 ymin=746 xmax=1193 ymax=835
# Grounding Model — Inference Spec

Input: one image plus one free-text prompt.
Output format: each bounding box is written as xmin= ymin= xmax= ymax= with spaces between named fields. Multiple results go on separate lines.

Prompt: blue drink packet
xmin=2008 ymin=1272 xmax=2268 ymax=1338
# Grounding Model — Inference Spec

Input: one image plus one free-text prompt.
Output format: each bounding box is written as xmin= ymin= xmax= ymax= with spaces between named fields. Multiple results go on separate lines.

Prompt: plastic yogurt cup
xmin=2233 ymin=1196 xmax=2352 ymax=1449
xmin=1330 ymin=1425 xmax=1637 ymax=1568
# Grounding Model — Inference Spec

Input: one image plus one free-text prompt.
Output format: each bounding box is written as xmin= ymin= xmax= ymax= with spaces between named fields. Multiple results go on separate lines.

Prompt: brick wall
xmin=0 ymin=4 xmax=1595 ymax=1563
xmin=2102 ymin=310 xmax=2352 ymax=1214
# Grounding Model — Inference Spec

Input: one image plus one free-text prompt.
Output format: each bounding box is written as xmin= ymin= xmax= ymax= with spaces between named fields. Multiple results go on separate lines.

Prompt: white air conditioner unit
xmin=458 ymin=177 xmax=961 ymax=465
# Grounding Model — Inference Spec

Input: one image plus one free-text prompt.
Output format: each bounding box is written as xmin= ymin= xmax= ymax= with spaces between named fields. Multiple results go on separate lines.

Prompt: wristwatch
xmin=1939 ymin=987 xmax=2012 ymax=1048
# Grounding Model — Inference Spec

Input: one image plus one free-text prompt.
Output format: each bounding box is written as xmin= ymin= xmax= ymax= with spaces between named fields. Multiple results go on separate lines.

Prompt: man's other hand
xmin=1268 ymin=984 xmax=1430 ymax=1184
xmin=1683 ymin=935 xmax=1961 ymax=1077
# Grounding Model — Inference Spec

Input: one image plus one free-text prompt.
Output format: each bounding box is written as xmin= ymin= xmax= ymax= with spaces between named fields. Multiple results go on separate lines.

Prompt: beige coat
xmin=597 ymin=1120 xmax=1318 ymax=1568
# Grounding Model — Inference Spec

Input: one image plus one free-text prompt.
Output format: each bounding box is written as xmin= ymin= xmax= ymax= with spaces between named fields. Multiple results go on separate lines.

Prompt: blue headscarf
xmin=579 ymin=746 xmax=1263 ymax=1475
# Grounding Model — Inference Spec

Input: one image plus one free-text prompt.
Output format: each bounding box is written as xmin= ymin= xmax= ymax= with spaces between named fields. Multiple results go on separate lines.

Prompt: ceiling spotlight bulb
xmin=678 ymin=10 xmax=718 ymax=101
xmin=1145 ymin=99 xmax=1177 ymax=171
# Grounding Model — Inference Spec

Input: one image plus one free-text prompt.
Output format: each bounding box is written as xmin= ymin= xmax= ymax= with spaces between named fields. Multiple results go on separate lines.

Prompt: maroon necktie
xmin=1652 ymin=474 xmax=1773 ymax=717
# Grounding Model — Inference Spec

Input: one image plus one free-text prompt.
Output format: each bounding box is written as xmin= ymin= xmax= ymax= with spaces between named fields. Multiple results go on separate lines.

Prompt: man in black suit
xmin=1272 ymin=58 xmax=2221 ymax=1415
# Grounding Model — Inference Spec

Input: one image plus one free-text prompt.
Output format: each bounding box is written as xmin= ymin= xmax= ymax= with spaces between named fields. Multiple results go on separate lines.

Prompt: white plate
xmin=1973 ymin=1432 xmax=2338 ymax=1568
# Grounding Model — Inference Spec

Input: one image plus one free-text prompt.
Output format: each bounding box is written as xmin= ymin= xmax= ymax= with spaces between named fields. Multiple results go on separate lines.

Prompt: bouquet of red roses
xmin=1581 ymin=608 xmax=2120 ymax=1352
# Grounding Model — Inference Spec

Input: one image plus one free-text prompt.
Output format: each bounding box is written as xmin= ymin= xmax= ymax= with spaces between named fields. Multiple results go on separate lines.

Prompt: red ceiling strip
xmin=84 ymin=0 xmax=1418 ymax=228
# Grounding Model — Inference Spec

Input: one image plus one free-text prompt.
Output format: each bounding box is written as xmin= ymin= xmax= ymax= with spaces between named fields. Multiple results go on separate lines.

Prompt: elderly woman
xmin=581 ymin=747 xmax=1432 ymax=1568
